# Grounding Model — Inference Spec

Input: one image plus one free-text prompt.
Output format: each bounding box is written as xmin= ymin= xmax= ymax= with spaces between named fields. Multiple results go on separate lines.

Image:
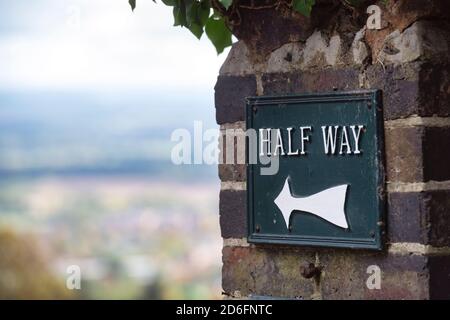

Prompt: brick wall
xmin=215 ymin=0 xmax=450 ymax=299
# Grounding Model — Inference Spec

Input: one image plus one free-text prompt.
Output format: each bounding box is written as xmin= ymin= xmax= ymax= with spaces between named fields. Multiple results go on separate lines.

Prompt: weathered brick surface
xmin=388 ymin=191 xmax=450 ymax=247
xmin=423 ymin=127 xmax=450 ymax=182
xmin=222 ymin=246 xmax=431 ymax=299
xmin=366 ymin=1 xmax=450 ymax=59
xmin=385 ymin=127 xmax=450 ymax=182
xmin=222 ymin=246 xmax=316 ymax=299
xmin=426 ymin=191 xmax=450 ymax=247
xmin=319 ymin=250 xmax=429 ymax=300
xmin=219 ymin=190 xmax=247 ymax=239
xmin=219 ymin=164 xmax=246 ymax=182
xmin=419 ymin=63 xmax=450 ymax=118
xmin=218 ymin=125 xmax=247 ymax=181
xmin=366 ymin=63 xmax=420 ymax=120
xmin=385 ymin=127 xmax=423 ymax=183
xmin=230 ymin=0 xmax=344 ymax=58
xmin=215 ymin=75 xmax=257 ymax=125
xmin=262 ymin=69 xmax=360 ymax=95
xmin=366 ymin=63 xmax=450 ymax=120
xmin=429 ymin=256 xmax=450 ymax=300
xmin=385 ymin=126 xmax=450 ymax=183
xmin=387 ymin=192 xmax=425 ymax=244
xmin=262 ymin=63 xmax=450 ymax=121
xmin=387 ymin=192 xmax=426 ymax=244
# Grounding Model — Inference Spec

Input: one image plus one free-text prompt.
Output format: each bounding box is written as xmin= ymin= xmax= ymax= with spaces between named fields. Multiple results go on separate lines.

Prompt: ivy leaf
xmin=186 ymin=1 xmax=207 ymax=39
xmin=218 ymin=0 xmax=233 ymax=10
xmin=205 ymin=16 xmax=232 ymax=54
xmin=292 ymin=0 xmax=315 ymax=17
xmin=173 ymin=1 xmax=187 ymax=27
xmin=185 ymin=0 xmax=198 ymax=26
xmin=129 ymin=0 xmax=136 ymax=11
xmin=161 ymin=0 xmax=177 ymax=5
xmin=199 ymin=1 xmax=210 ymax=25
xmin=188 ymin=23 xmax=204 ymax=39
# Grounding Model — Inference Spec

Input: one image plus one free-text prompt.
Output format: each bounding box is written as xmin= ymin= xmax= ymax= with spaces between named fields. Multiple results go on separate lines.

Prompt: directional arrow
xmin=274 ymin=178 xmax=349 ymax=229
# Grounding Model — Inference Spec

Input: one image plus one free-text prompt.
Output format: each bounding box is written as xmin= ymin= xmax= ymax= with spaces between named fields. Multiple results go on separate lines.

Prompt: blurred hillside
xmin=0 ymin=229 xmax=74 ymax=299
xmin=0 ymin=90 xmax=222 ymax=299
xmin=0 ymin=90 xmax=217 ymax=180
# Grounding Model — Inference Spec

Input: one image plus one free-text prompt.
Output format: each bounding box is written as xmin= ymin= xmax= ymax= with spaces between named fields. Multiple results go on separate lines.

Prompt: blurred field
xmin=0 ymin=177 xmax=221 ymax=299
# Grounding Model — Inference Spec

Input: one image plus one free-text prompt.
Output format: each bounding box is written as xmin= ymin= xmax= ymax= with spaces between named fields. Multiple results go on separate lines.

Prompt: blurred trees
xmin=0 ymin=229 xmax=73 ymax=299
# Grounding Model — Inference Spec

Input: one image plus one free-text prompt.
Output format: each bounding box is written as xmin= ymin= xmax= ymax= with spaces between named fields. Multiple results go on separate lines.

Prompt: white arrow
xmin=274 ymin=178 xmax=349 ymax=229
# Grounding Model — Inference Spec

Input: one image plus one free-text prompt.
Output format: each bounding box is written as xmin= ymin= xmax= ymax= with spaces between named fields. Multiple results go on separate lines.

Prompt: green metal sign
xmin=246 ymin=90 xmax=385 ymax=250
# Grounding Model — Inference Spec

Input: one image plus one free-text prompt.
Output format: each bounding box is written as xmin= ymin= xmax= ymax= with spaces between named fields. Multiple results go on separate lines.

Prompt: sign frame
xmin=246 ymin=90 xmax=385 ymax=250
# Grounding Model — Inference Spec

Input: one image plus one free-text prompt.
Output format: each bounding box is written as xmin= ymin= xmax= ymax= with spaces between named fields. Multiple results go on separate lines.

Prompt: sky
xmin=0 ymin=0 xmax=229 ymax=92
xmin=0 ymin=0 xmax=228 ymax=174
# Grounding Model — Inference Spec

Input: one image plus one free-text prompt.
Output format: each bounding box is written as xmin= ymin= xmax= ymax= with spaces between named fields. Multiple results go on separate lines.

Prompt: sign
xmin=246 ymin=91 xmax=385 ymax=250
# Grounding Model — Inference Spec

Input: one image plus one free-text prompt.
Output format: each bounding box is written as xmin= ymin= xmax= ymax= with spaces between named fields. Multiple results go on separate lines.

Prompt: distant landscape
xmin=0 ymin=90 xmax=217 ymax=179
xmin=0 ymin=90 xmax=222 ymax=299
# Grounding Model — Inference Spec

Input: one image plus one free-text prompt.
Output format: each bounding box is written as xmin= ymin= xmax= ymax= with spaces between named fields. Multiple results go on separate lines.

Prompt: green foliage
xmin=128 ymin=0 xmax=344 ymax=54
xmin=205 ymin=16 xmax=232 ymax=54
xmin=218 ymin=0 xmax=233 ymax=10
xmin=186 ymin=1 xmax=210 ymax=39
xmin=129 ymin=0 xmax=233 ymax=54
xmin=292 ymin=0 xmax=316 ymax=17
xmin=129 ymin=0 xmax=136 ymax=11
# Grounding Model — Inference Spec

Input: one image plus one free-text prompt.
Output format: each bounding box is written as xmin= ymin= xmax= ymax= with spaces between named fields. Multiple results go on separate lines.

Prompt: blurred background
xmin=0 ymin=0 xmax=228 ymax=299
